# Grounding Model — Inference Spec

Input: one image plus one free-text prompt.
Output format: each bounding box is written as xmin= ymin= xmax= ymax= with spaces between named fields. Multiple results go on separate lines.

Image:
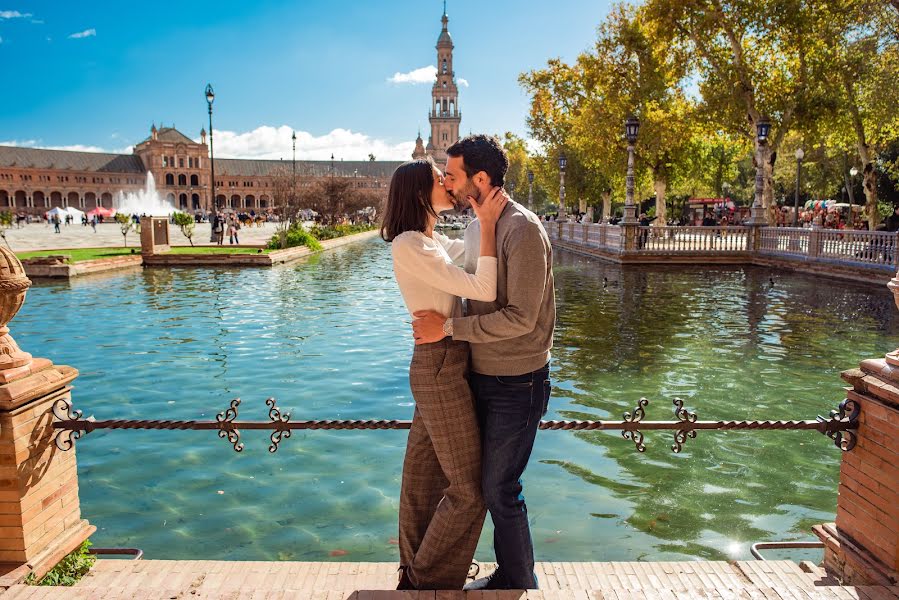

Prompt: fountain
xmin=113 ymin=173 xmax=177 ymax=216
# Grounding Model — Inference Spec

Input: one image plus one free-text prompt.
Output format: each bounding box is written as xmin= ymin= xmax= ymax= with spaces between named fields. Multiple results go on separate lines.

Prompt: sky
xmin=0 ymin=1 xmax=611 ymax=161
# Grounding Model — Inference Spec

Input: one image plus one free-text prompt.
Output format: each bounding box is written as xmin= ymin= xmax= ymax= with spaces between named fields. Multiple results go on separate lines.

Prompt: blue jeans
xmin=469 ymin=363 xmax=550 ymax=589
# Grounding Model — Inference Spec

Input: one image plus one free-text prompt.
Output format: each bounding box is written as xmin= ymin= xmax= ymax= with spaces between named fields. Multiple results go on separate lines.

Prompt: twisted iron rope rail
xmin=52 ymin=395 xmax=860 ymax=454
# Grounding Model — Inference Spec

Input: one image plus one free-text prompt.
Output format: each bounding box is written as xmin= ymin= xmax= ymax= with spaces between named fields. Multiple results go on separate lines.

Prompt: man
xmin=412 ymin=134 xmax=556 ymax=590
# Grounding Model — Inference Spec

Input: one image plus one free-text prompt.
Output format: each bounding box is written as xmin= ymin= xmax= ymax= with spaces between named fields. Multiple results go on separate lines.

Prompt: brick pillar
xmin=140 ymin=216 xmax=171 ymax=255
xmin=0 ymin=248 xmax=94 ymax=583
xmin=812 ymin=270 xmax=899 ymax=586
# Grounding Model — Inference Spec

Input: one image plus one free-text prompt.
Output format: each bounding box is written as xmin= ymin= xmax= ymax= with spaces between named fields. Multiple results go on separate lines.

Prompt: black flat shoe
xmin=396 ymin=567 xmax=417 ymax=590
xmin=463 ymin=568 xmax=509 ymax=590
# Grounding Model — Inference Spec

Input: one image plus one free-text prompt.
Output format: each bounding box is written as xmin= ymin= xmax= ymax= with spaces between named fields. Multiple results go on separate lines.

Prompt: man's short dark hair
xmin=446 ymin=134 xmax=509 ymax=187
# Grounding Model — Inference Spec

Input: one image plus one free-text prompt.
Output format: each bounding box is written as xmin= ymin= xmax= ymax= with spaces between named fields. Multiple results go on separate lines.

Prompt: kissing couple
xmin=380 ymin=134 xmax=556 ymax=590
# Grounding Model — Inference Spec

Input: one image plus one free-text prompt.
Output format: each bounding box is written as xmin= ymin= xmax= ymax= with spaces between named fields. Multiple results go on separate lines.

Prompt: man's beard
xmin=450 ymin=181 xmax=480 ymax=211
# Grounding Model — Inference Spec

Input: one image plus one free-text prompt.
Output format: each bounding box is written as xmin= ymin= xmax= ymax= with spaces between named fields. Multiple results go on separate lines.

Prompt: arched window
xmin=191 ymin=193 xmax=200 ymax=209
xmin=179 ymin=193 xmax=187 ymax=209
xmin=190 ymin=174 xmax=199 ymax=186
xmin=178 ymin=174 xmax=187 ymax=186
xmin=165 ymin=173 xmax=174 ymax=186
xmin=442 ymin=59 xmax=447 ymax=74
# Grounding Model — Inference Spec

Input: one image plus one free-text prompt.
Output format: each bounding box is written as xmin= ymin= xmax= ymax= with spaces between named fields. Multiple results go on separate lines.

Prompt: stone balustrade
xmin=547 ymin=221 xmax=899 ymax=283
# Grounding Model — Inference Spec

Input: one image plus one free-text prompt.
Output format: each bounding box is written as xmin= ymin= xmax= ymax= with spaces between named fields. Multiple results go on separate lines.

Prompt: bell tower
xmin=426 ymin=3 xmax=461 ymax=164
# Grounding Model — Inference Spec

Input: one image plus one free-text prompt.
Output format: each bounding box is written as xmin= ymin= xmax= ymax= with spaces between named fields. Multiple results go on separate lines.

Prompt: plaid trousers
xmin=399 ymin=338 xmax=486 ymax=590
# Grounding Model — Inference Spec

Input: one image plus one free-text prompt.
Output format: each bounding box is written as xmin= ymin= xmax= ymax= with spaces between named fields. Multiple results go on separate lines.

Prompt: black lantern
xmin=559 ymin=153 xmax=567 ymax=172
xmin=756 ymin=117 xmax=771 ymax=143
xmin=205 ymin=84 xmax=215 ymax=107
xmin=527 ymin=170 xmax=534 ymax=184
xmin=625 ymin=115 xmax=640 ymax=144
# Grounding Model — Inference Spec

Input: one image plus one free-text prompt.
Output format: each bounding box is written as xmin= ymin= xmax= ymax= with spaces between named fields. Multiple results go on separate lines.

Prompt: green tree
xmin=811 ymin=0 xmax=899 ymax=227
xmin=0 ymin=210 xmax=13 ymax=249
xmin=114 ymin=213 xmax=133 ymax=247
xmin=643 ymin=0 xmax=825 ymax=224
xmin=172 ymin=212 xmax=196 ymax=247
xmin=521 ymin=5 xmax=696 ymax=224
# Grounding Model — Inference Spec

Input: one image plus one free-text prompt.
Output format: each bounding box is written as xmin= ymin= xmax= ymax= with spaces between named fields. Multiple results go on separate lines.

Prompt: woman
xmin=381 ymin=158 xmax=507 ymax=590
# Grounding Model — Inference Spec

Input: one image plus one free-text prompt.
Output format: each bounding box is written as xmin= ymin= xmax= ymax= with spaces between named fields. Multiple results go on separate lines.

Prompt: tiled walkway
xmin=1 ymin=559 xmax=897 ymax=599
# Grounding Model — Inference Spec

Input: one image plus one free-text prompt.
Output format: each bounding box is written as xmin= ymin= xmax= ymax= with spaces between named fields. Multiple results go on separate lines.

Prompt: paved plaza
xmin=4 ymin=221 xmax=277 ymax=252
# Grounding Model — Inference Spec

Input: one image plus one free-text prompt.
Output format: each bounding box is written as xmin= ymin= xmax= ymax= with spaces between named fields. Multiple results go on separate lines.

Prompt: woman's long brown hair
xmin=380 ymin=158 xmax=438 ymax=242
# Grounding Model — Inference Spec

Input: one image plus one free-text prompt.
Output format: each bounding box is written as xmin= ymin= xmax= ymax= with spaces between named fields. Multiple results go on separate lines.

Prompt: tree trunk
xmin=862 ymin=159 xmax=879 ymax=228
xmin=752 ymin=142 xmax=776 ymax=225
xmin=601 ymin=190 xmax=611 ymax=222
xmin=653 ymin=177 xmax=667 ymax=226
xmin=842 ymin=69 xmax=880 ymax=229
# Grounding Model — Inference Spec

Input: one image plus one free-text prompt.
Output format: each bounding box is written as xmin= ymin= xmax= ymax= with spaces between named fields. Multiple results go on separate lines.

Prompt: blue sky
xmin=0 ymin=1 xmax=611 ymax=160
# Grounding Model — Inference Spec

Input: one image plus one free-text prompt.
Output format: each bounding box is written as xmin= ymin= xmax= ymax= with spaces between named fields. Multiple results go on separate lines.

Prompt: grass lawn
xmin=165 ymin=246 xmax=273 ymax=255
xmin=16 ymin=248 xmax=137 ymax=263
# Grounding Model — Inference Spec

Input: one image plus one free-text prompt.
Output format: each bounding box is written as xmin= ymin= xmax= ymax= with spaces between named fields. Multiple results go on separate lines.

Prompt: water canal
xmin=15 ymin=236 xmax=899 ymax=562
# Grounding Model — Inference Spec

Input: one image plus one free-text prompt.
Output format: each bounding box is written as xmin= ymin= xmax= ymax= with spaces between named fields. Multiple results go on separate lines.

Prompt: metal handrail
xmin=52 ymin=396 xmax=859 ymax=455
xmin=87 ymin=547 xmax=143 ymax=560
xmin=750 ymin=541 xmax=824 ymax=561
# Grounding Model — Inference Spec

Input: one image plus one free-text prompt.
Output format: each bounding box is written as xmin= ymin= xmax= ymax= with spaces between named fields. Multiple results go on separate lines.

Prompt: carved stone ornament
xmin=0 ymin=245 xmax=33 ymax=370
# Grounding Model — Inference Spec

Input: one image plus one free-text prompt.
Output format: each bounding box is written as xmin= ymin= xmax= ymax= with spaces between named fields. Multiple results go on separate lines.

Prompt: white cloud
xmin=0 ymin=11 xmax=32 ymax=19
xmin=206 ymin=125 xmax=414 ymax=161
xmin=0 ymin=126 xmax=415 ymax=161
xmin=457 ymin=78 xmax=469 ymax=87
xmin=68 ymin=28 xmax=96 ymax=39
xmin=388 ymin=65 xmax=436 ymax=84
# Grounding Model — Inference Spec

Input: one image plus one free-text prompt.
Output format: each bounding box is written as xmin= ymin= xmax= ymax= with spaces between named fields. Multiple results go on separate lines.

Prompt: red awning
xmin=86 ymin=207 xmax=116 ymax=217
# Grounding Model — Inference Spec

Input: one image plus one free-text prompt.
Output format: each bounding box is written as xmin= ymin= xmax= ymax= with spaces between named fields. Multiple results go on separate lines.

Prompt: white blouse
xmin=391 ymin=230 xmax=497 ymax=318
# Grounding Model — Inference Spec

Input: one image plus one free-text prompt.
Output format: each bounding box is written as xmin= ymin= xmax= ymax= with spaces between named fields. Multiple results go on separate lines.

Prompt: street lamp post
xmin=622 ymin=115 xmax=640 ymax=224
xmin=793 ymin=147 xmax=804 ymax=227
xmin=558 ymin=153 xmax=567 ymax=220
xmin=527 ymin=170 xmax=534 ymax=210
xmin=747 ymin=116 xmax=771 ymax=225
xmin=205 ymin=84 xmax=216 ymax=213
xmin=849 ymin=166 xmax=859 ymax=226
xmin=291 ymin=131 xmax=297 ymax=221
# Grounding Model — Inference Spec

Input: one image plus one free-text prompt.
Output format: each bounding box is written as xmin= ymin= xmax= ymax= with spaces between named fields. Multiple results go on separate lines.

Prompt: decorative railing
xmin=817 ymin=229 xmax=898 ymax=267
xmin=637 ymin=226 xmax=750 ymax=252
xmin=52 ymin=395 xmax=859 ymax=455
xmin=547 ymin=221 xmax=899 ymax=273
xmin=758 ymin=228 xmax=810 ymax=256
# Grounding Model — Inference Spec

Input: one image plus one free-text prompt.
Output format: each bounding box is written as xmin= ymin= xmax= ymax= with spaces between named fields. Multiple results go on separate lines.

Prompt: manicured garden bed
xmin=16 ymin=247 xmax=137 ymax=263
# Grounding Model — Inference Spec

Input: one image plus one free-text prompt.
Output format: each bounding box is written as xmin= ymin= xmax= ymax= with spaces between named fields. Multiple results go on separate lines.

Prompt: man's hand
xmin=412 ymin=310 xmax=448 ymax=345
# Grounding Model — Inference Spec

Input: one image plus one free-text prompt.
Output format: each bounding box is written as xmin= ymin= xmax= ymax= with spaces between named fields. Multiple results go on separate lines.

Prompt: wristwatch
xmin=442 ymin=318 xmax=454 ymax=338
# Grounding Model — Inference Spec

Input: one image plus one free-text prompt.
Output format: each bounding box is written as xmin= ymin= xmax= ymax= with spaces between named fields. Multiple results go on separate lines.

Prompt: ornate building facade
xmin=412 ymin=8 xmax=461 ymax=163
xmin=0 ymin=125 xmax=400 ymax=215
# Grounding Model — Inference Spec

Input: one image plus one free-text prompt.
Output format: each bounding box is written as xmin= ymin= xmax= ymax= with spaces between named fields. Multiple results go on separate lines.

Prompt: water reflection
xmin=10 ymin=240 xmax=898 ymax=562
xmin=548 ymin=251 xmax=897 ymax=559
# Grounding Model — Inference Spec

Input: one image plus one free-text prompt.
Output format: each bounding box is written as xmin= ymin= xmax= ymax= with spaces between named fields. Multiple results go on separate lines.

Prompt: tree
xmin=270 ymin=166 xmax=299 ymax=249
xmin=0 ymin=210 xmax=13 ymax=249
xmin=521 ymin=5 xmax=696 ymax=224
xmin=114 ymin=213 xmax=133 ymax=247
xmin=643 ymin=0 xmax=824 ymax=224
xmin=172 ymin=212 xmax=196 ymax=247
xmin=812 ymin=0 xmax=899 ymax=227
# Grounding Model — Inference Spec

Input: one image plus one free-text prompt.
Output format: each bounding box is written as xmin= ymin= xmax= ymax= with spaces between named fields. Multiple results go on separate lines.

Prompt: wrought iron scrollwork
xmin=266 ymin=397 xmax=291 ymax=453
xmin=817 ymin=398 xmax=860 ymax=451
xmin=672 ymin=398 xmax=698 ymax=453
xmin=622 ymin=398 xmax=648 ymax=452
xmin=216 ymin=398 xmax=243 ymax=452
xmin=49 ymin=395 xmax=860 ymax=454
xmin=53 ymin=397 xmax=87 ymax=451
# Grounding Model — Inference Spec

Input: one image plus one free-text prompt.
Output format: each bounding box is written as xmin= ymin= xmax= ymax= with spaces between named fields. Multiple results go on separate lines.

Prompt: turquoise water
xmin=14 ymin=237 xmax=899 ymax=562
